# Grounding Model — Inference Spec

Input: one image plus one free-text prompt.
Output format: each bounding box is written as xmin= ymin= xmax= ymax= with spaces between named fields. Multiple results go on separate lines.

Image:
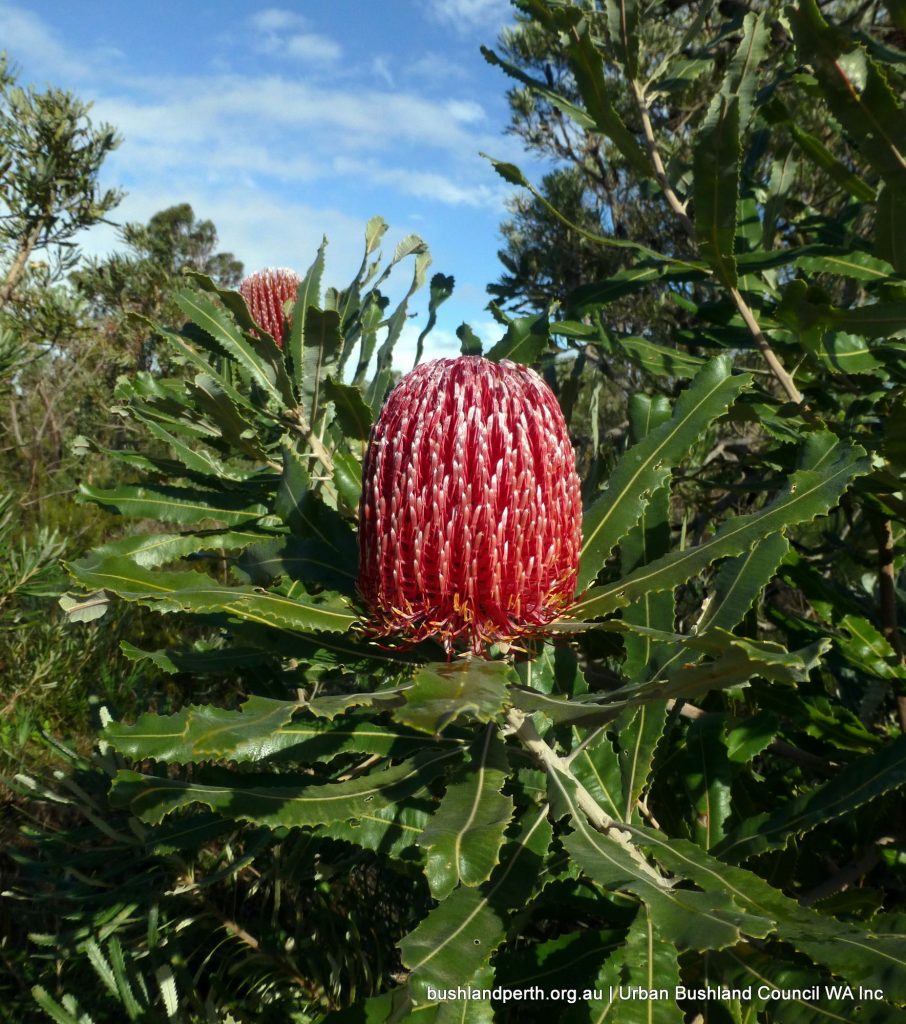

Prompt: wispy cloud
xmin=0 ymin=1 xmax=94 ymax=79
xmin=1 ymin=1 xmax=523 ymax=365
xmin=249 ymin=8 xmax=342 ymax=64
xmin=426 ymin=0 xmax=513 ymax=33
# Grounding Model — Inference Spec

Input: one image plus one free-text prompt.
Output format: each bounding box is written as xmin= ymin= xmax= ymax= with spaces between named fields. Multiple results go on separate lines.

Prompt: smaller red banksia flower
xmin=239 ymin=268 xmax=300 ymax=349
xmin=358 ymin=356 xmax=582 ymax=654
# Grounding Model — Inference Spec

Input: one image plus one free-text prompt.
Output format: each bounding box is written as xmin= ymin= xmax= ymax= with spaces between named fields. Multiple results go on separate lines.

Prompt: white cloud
xmin=251 ymin=8 xmax=341 ymax=64
xmin=427 ymin=0 xmax=512 ymax=33
xmin=446 ymin=99 xmax=485 ymax=124
xmin=332 ymin=157 xmax=505 ymax=209
xmin=371 ymin=56 xmax=394 ymax=87
xmin=0 ymin=1 xmax=93 ymax=79
xmin=250 ymin=8 xmax=300 ymax=33
xmin=284 ymin=33 xmax=341 ymax=62
xmin=85 ymin=71 xmax=510 ymax=207
xmin=392 ymin=316 xmax=507 ymax=371
xmin=77 ymin=185 xmax=376 ymax=294
xmin=3 ymin=1 xmax=520 ymax=342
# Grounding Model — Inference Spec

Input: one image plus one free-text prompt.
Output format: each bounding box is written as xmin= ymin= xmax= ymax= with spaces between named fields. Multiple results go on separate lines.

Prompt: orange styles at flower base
xmin=357 ymin=356 xmax=582 ymax=656
xmin=239 ymin=268 xmax=301 ymax=348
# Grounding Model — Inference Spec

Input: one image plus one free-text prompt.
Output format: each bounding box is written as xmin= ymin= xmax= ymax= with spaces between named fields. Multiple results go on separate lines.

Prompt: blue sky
xmin=2 ymin=0 xmax=543 ymax=367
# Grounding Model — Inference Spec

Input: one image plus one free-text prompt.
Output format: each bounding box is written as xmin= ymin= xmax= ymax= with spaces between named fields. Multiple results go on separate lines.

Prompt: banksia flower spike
xmin=239 ymin=267 xmax=300 ymax=349
xmin=358 ymin=355 xmax=582 ymax=655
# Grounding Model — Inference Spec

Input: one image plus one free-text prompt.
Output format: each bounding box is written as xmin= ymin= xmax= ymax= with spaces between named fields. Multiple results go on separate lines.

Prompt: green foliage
xmin=0 ymin=52 xmax=121 ymax=302
xmin=5 ymin=4 xmax=906 ymax=1022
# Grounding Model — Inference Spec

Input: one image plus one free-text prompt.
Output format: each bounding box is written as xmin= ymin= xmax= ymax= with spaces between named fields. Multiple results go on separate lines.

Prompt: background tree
xmin=0 ymin=52 xmax=121 ymax=304
xmin=75 ymin=203 xmax=243 ymax=370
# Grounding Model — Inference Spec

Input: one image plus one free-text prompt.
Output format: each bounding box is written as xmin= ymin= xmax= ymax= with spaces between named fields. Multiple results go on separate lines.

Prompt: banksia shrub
xmin=239 ymin=267 xmax=300 ymax=348
xmin=358 ymin=355 xmax=582 ymax=654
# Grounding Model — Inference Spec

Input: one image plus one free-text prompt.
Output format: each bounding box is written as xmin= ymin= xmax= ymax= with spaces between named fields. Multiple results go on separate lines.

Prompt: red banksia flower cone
xmin=239 ymin=268 xmax=301 ymax=349
xmin=358 ymin=356 xmax=582 ymax=654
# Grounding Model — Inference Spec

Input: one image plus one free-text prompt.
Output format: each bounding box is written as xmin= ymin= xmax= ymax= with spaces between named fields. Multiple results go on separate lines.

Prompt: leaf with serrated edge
xmin=67 ymin=555 xmax=357 ymax=634
xmin=548 ymin=767 xmax=773 ymax=951
xmin=402 ymin=804 xmax=551 ymax=1005
xmin=630 ymin=823 xmax=906 ymax=1000
xmin=608 ymin=904 xmax=684 ymax=1023
xmin=79 ymin=483 xmax=270 ymax=527
xmin=111 ymin=746 xmax=464 ymax=828
xmin=418 ymin=727 xmax=514 ymax=898
xmin=694 ymin=93 xmax=741 ymax=288
xmin=712 ymin=733 xmax=906 ymax=863
xmin=103 ymin=696 xmax=460 ymax=765
xmin=575 ymin=441 xmax=868 ymax=619
xmin=579 ymin=357 xmax=751 ymax=591
xmin=394 ymin=661 xmax=514 ymax=734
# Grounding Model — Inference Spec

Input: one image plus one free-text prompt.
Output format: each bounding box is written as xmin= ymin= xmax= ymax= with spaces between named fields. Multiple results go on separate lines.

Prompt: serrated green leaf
xmin=713 ymin=733 xmax=906 ymax=862
xmin=621 ymin=393 xmax=674 ymax=680
xmin=797 ymin=251 xmax=895 ymax=280
xmin=485 ymin=312 xmax=548 ymax=364
xmin=91 ymin=529 xmax=265 ymax=569
xmin=549 ymin=769 xmax=773 ymax=951
xmin=605 ymin=0 xmax=640 ymax=77
xmin=119 ymin=641 xmax=276 ymax=677
xmin=576 ymin=439 xmax=868 ymax=619
xmin=332 ymin=448 xmax=363 ymax=513
xmin=418 ymin=728 xmax=514 ymax=898
xmin=725 ymin=12 xmax=769 ymax=128
xmin=709 ymin=947 xmax=899 ymax=1024
xmin=78 ymin=483 xmax=269 ymax=528
xmin=104 ymin=695 xmax=459 ymax=764
xmin=612 ymin=335 xmax=706 ymax=379
xmin=287 ymin=238 xmax=326 ymax=392
xmin=838 ymin=614 xmax=906 ymax=681
xmin=174 ymin=289 xmax=292 ymax=405
xmin=111 ymin=746 xmax=464 ymax=828
xmin=301 ymin=307 xmax=342 ymax=427
xmin=320 ymin=800 xmax=433 ymax=861
xmin=790 ymin=0 xmax=906 ymax=188
xmin=579 ymin=357 xmax=751 ymax=590
xmin=30 ymin=987 xmax=83 ymax=1024
xmin=323 ymin=377 xmax=372 ymax=439
xmin=876 ymin=182 xmax=906 ymax=273
xmin=682 ymin=713 xmax=733 ymax=849
xmin=763 ymin=97 xmax=877 ymax=202
xmin=694 ymin=93 xmax=741 ymax=288
xmin=572 ymin=730 xmax=624 ymax=823
xmin=481 ymin=44 xmax=596 ymax=130
xmin=655 ymin=532 xmax=791 ymax=680
xmin=817 ymin=332 xmax=885 ymax=373
xmin=617 ymin=701 xmax=669 ymax=825
xmin=566 ymin=263 xmax=707 ymax=316
xmin=554 ymin=8 xmax=651 ymax=177
xmin=609 ymin=905 xmax=684 ymax=1023
xmin=393 ymin=661 xmax=514 ymax=734
xmin=413 ymin=272 xmax=455 ymax=367
xmin=631 ymin=823 xmax=906 ymax=1000
xmin=401 ymin=804 xmax=552 ymax=1004
xmin=830 ymin=300 xmax=906 ymax=338
xmin=67 ymin=554 xmax=357 ymax=633
xmin=155 ymin=965 xmax=178 ymax=1020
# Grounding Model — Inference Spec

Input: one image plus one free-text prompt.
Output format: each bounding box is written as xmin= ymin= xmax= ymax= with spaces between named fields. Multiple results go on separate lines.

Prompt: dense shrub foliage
xmin=2 ymin=2 xmax=906 ymax=1022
